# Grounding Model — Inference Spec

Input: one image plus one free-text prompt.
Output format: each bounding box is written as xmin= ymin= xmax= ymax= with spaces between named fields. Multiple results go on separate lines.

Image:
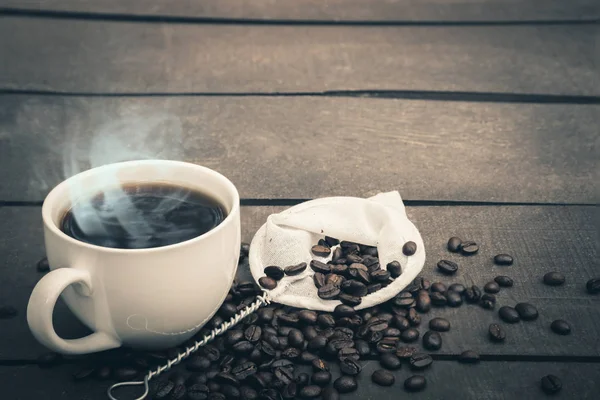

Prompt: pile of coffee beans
xmin=30 ymin=235 xmax=600 ymax=399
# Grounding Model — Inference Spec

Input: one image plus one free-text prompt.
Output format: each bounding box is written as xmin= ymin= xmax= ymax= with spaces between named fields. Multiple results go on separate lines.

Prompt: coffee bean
xmin=461 ymin=241 xmax=479 ymax=255
xmin=404 ymin=375 xmax=426 ymax=392
xmin=367 ymin=283 xmax=383 ymax=294
xmin=310 ymin=260 xmax=331 ymax=274
xmin=258 ymin=389 xmax=278 ymax=400
xmin=515 ymin=302 xmax=539 ymax=321
xmin=215 ymin=372 xmax=240 ymax=387
xmin=494 ymin=276 xmax=514 ymax=287
xmin=407 ymin=308 xmax=421 ymax=326
xmin=312 ymin=273 xmax=326 ymax=289
xmin=437 ymin=260 xmax=458 ymax=275
xmin=317 ymin=314 xmax=336 ymax=329
xmin=380 ymin=353 xmax=402 ymax=370
xmin=323 ymin=236 xmax=339 ymax=247
xmin=257 ymin=308 xmax=274 ymax=323
xmin=429 ymin=318 xmax=451 ymax=332
xmin=396 ymin=346 xmax=418 ymax=359
xmin=448 ymin=283 xmax=466 ymax=294
xmin=480 ymin=294 xmax=496 ymax=310
xmin=258 ymin=277 xmax=277 ymax=290
xmin=377 ymin=337 xmax=400 ymax=353
xmin=187 ymin=384 xmax=210 ymax=400
xmin=354 ymin=340 xmax=370 ymax=356
xmin=318 ymin=284 xmax=341 ymax=300
xmin=287 ymin=330 xmax=304 ymax=349
xmin=587 ymin=278 xmax=600 ymax=294
xmin=233 ymin=341 xmax=255 ymax=355
xmin=226 ymin=330 xmax=245 ymax=346
xmin=541 ymin=374 xmax=562 ymax=395
xmin=333 ymin=304 xmax=355 ymax=318
xmin=281 ymin=382 xmax=297 ymax=399
xmin=484 ymin=281 xmax=500 ymax=294
xmin=264 ymin=266 xmax=285 ymax=281
xmin=338 ymin=347 xmax=360 ymax=361
xmin=447 ymin=237 xmax=462 ymax=252
xmin=321 ymin=387 xmax=339 ymax=400
xmin=153 ymin=380 xmax=175 ymax=399
xmin=330 ymin=264 xmax=348 ymax=276
xmin=326 ymin=274 xmax=345 ymax=287
xmin=494 ymin=254 xmax=513 ymax=266
xmin=296 ymin=310 xmax=317 ymax=326
xmin=550 ymin=320 xmax=571 ymax=335
xmin=382 ymin=327 xmax=401 ymax=337
xmin=422 ymin=331 xmax=442 ymax=350
xmin=488 ymin=323 xmax=506 ymax=342
xmin=400 ymin=328 xmax=420 ymax=343
xmin=446 ymin=291 xmax=463 ymax=307
xmin=402 ymin=241 xmax=417 ymax=256
xmin=394 ymin=292 xmax=415 ymax=308
xmin=458 ymin=350 xmax=480 ymax=364
xmin=543 ymin=272 xmax=566 ymax=286
xmin=0 ymin=305 xmax=17 ymax=319
xmin=302 ymin=326 xmax=319 ymax=342
xmin=285 ymin=262 xmax=307 ymax=276
xmin=244 ymin=325 xmax=262 ymax=343
xmin=221 ymin=385 xmax=240 ymax=400
xmin=299 ymin=352 xmax=318 ymax=364
xmin=409 ymin=353 xmax=432 ymax=370
xmin=371 ymin=369 xmax=395 ymax=386
xmin=187 ymin=355 xmax=211 ymax=371
xmin=312 ymin=245 xmax=331 ymax=257
xmin=37 ymin=352 xmax=62 ymax=368
xmin=312 ymin=358 xmax=329 ymax=372
xmin=319 ymin=328 xmax=335 ymax=339
xmin=371 ymin=269 xmax=391 ymax=282
xmin=366 ymin=316 xmax=389 ymax=332
xmin=464 ymin=285 xmax=482 ymax=303
xmin=339 ymin=357 xmax=362 ymax=376
xmin=416 ymin=294 xmax=431 ymax=313
xmin=340 ymin=280 xmax=368 ymax=297
xmin=430 ymin=292 xmax=447 ymax=307
xmin=36 ymin=257 xmax=50 ymax=272
xmin=386 ymin=261 xmax=402 ymax=278
xmin=334 ymin=376 xmax=357 ymax=393
xmin=498 ymin=306 xmax=520 ymax=323
xmin=232 ymin=362 xmax=258 ymax=380
xmin=430 ymin=282 xmax=447 ymax=293
xmin=349 ymin=268 xmax=371 ymax=285
xmin=339 ymin=293 xmax=362 ymax=307
xmin=311 ymin=371 xmax=331 ymax=386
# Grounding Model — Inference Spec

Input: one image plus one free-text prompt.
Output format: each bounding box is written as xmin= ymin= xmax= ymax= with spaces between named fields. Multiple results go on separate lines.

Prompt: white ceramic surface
xmin=27 ymin=160 xmax=241 ymax=355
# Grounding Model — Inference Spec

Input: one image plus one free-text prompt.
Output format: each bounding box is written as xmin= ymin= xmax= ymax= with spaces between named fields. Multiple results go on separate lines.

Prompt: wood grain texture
xmin=1 ymin=361 xmax=599 ymax=400
xmin=2 ymin=0 xmax=598 ymax=21
xmin=1 ymin=17 xmax=598 ymax=95
xmin=1 ymin=96 xmax=598 ymax=203
xmin=0 ymin=205 xmax=598 ymax=360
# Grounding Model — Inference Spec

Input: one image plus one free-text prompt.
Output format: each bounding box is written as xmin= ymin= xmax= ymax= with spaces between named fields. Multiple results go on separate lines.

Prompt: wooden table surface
xmin=0 ymin=1 xmax=599 ymax=399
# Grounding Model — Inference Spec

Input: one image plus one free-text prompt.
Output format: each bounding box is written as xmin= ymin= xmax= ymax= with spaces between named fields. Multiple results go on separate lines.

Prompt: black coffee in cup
xmin=60 ymin=183 xmax=226 ymax=249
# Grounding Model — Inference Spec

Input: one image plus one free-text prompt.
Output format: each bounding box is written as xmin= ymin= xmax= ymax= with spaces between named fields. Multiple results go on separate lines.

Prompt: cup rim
xmin=41 ymin=159 xmax=240 ymax=254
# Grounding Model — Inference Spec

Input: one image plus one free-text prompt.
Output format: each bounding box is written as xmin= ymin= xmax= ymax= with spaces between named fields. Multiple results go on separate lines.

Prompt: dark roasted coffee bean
xmin=587 ymin=278 xmax=600 ymax=294
xmin=279 ymin=313 xmax=300 ymax=326
xmin=430 ymin=292 xmax=447 ymax=306
xmin=458 ymin=350 xmax=480 ymax=364
xmin=407 ymin=308 xmax=421 ymax=326
xmin=288 ymin=329 xmax=304 ymax=348
xmin=282 ymin=347 xmax=301 ymax=359
xmin=396 ymin=345 xmax=418 ymax=359
xmin=494 ymin=275 xmax=514 ymax=287
xmin=281 ymin=382 xmax=297 ymax=399
xmin=338 ymin=347 xmax=360 ymax=361
xmin=0 ymin=305 xmax=17 ymax=319
xmin=264 ymin=266 xmax=285 ymax=281
xmin=310 ymin=260 xmax=331 ymax=274
xmin=488 ymin=323 xmax=506 ymax=342
xmin=386 ymin=261 xmax=402 ymax=278
xmin=311 ymin=371 xmax=331 ymax=386
xmin=404 ymin=375 xmax=426 ymax=392
xmin=461 ymin=241 xmax=479 ymax=255
xmin=422 ymin=331 xmax=442 ymax=350
xmin=447 ymin=237 xmax=462 ymax=252
xmin=221 ymin=385 xmax=240 ymax=400
xmin=318 ymin=284 xmax=341 ymax=300
xmin=321 ymin=387 xmax=339 ymax=400
xmin=332 ymin=327 xmax=354 ymax=340
xmin=541 ymin=374 xmax=562 ymax=395
xmin=297 ymin=310 xmax=318 ymax=325
xmin=515 ymin=302 xmax=539 ymax=321
xmin=543 ymin=272 xmax=566 ymax=286
xmin=319 ymin=327 xmax=335 ymax=339
xmin=284 ymin=262 xmax=307 ymax=276
xmin=333 ymin=304 xmax=355 ymax=318
xmin=498 ymin=306 xmax=520 ymax=323
xmin=371 ymin=269 xmax=391 ymax=282
xmin=233 ymin=341 xmax=254 ymax=354
xmin=206 ymin=366 xmax=220 ymax=380
xmin=274 ymin=367 xmax=295 ymax=385
xmin=430 ymin=282 xmax=447 ymax=293
xmin=311 ymin=358 xmax=329 ymax=372
xmin=339 ymin=293 xmax=361 ymax=307
xmin=245 ymin=326 xmax=262 ymax=343
xmin=480 ymin=294 xmax=496 ymax=309
xmin=446 ymin=291 xmax=463 ymax=307
xmin=208 ymin=393 xmax=226 ymax=400
xmin=324 ymin=236 xmax=340 ymax=247
xmin=494 ymin=254 xmax=513 ymax=266
xmin=377 ymin=337 xmax=400 ymax=353
xmin=484 ymin=281 xmax=501 ymax=294
xmin=169 ymin=372 xmax=186 ymax=386
xmin=366 ymin=330 xmax=383 ymax=344
xmin=240 ymin=386 xmax=257 ymax=400
xmin=382 ymin=327 xmax=401 ymax=337
xmin=464 ymin=285 xmax=482 ymax=303
xmin=226 ymin=330 xmax=245 ymax=346
xmin=429 ymin=318 xmax=451 ymax=332
xmin=278 ymin=326 xmax=293 ymax=337
xmin=153 ymin=380 xmax=175 ymax=399
xmin=550 ymin=320 xmax=571 ymax=335
xmin=243 ymin=313 xmax=259 ymax=326
xmin=349 ymin=268 xmax=371 ymax=284
xmin=371 ymin=369 xmax=395 ymax=386
xmin=400 ymin=328 xmax=419 ymax=343
xmin=362 ymin=254 xmax=380 ymax=268
xmin=187 ymin=384 xmax=210 ymax=400
xmin=187 ymin=355 xmax=211 ymax=371
xmin=215 ymin=372 xmax=239 ymax=387
xmin=345 ymin=253 xmax=363 ymax=264
xmin=402 ymin=241 xmax=417 ymax=256
xmin=355 ymin=340 xmax=370 ymax=356
xmin=437 ymin=259 xmax=458 ymax=275
xmin=258 ymin=277 xmax=277 ymax=290
xmin=394 ymin=292 xmax=415 ymax=308
xmin=341 ymin=280 xmax=368 ymax=297
xmin=37 ymin=352 xmax=62 ymax=368
xmin=367 ymin=316 xmax=389 ymax=332
xmin=326 ymin=274 xmax=345 ymax=287
xmin=232 ymin=362 xmax=258 ymax=380
xmin=367 ymin=283 xmax=382 ymax=294
xmin=257 ymin=308 xmax=274 ymax=323
xmin=317 ymin=314 xmax=336 ymax=329
xmin=339 ymin=357 xmax=362 ymax=376
xmin=379 ymin=353 xmax=401 ymax=370
xmin=258 ymin=389 xmax=279 ymax=400
xmin=334 ymin=376 xmax=357 ymax=393
xmin=313 ymin=272 xmax=326 ymax=289
xmin=318 ymin=239 xmax=327 ymax=246
xmin=409 ymin=353 xmax=432 ymax=370
xmin=37 ymin=257 xmax=50 ymax=272
xmin=188 ymin=374 xmax=208 ymax=386
xmin=416 ymin=294 xmax=431 ymax=313
xmin=299 ymin=352 xmax=317 ymax=364
xmin=448 ymin=283 xmax=466 ymax=294
xmin=302 ymin=326 xmax=318 ymax=341
xmin=330 ymin=264 xmax=348 ymax=276
xmin=295 ymin=373 xmax=310 ymax=387
xmin=413 ymin=277 xmax=431 ymax=291
xmin=312 ymin=245 xmax=331 ymax=257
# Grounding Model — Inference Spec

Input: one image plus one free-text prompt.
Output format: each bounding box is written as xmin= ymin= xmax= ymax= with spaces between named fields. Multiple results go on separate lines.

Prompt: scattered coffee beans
xmin=543 ymin=272 xmax=566 ymax=286
xmin=401 ymin=328 xmax=420 ymax=343
xmin=402 ymin=241 xmax=417 ymax=256
xmin=430 ymin=282 xmax=447 ymax=293
xmin=446 ymin=291 xmax=463 ymax=307
xmin=437 ymin=259 xmax=458 ymax=275
xmin=460 ymin=241 xmax=479 ymax=255
xmin=448 ymin=283 xmax=466 ymax=294
xmin=515 ymin=303 xmax=539 ymax=321
xmin=429 ymin=318 xmax=451 ymax=332
xmin=488 ymin=324 xmax=506 ymax=342
xmin=494 ymin=276 xmax=514 ymax=287
xmin=333 ymin=376 xmax=357 ymax=393
xmin=404 ymin=375 xmax=426 ymax=392
xmin=386 ymin=261 xmax=402 ymax=278
xmin=498 ymin=306 xmax=520 ymax=323
xmin=258 ymin=277 xmax=277 ymax=290
xmin=264 ymin=266 xmax=285 ymax=280
xmin=36 ymin=257 xmax=50 ymax=272
xmin=540 ymin=375 xmax=562 ymax=395
xmin=422 ymin=331 xmax=442 ymax=350
xmin=550 ymin=320 xmax=571 ymax=335
xmin=493 ymin=254 xmax=513 ymax=266
xmin=311 ymin=245 xmax=331 ymax=257
xmin=464 ymin=285 xmax=482 ymax=303
xmin=409 ymin=353 xmax=433 ymax=370
xmin=484 ymin=281 xmax=500 ymax=294
xmin=458 ymin=350 xmax=480 ymax=364
xmin=284 ymin=262 xmax=307 ymax=276
xmin=587 ymin=278 xmax=600 ymax=294
xmin=379 ymin=353 xmax=402 ymax=370
xmin=479 ymin=294 xmax=496 ymax=310
xmin=372 ymin=369 xmax=395 ymax=386
xmin=447 ymin=237 xmax=462 ymax=252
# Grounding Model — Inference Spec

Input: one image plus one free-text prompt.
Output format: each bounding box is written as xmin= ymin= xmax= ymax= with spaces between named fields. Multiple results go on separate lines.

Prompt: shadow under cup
xmin=41 ymin=160 xmax=241 ymax=350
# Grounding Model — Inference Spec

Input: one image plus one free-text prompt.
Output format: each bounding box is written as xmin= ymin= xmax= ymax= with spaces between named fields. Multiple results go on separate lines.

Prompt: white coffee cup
xmin=27 ymin=160 xmax=241 ymax=355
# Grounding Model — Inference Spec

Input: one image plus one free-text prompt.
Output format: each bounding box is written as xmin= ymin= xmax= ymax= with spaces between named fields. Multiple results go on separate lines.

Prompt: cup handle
xmin=27 ymin=268 xmax=121 ymax=355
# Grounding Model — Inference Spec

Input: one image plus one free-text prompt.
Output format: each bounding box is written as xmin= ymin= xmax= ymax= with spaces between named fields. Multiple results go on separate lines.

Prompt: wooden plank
xmin=1 ymin=361 xmax=599 ymax=400
xmin=1 ymin=96 xmax=598 ymax=204
xmin=1 ymin=0 xmax=598 ymax=21
xmin=1 ymin=18 xmax=598 ymax=95
xmin=0 ymin=205 xmax=598 ymax=360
